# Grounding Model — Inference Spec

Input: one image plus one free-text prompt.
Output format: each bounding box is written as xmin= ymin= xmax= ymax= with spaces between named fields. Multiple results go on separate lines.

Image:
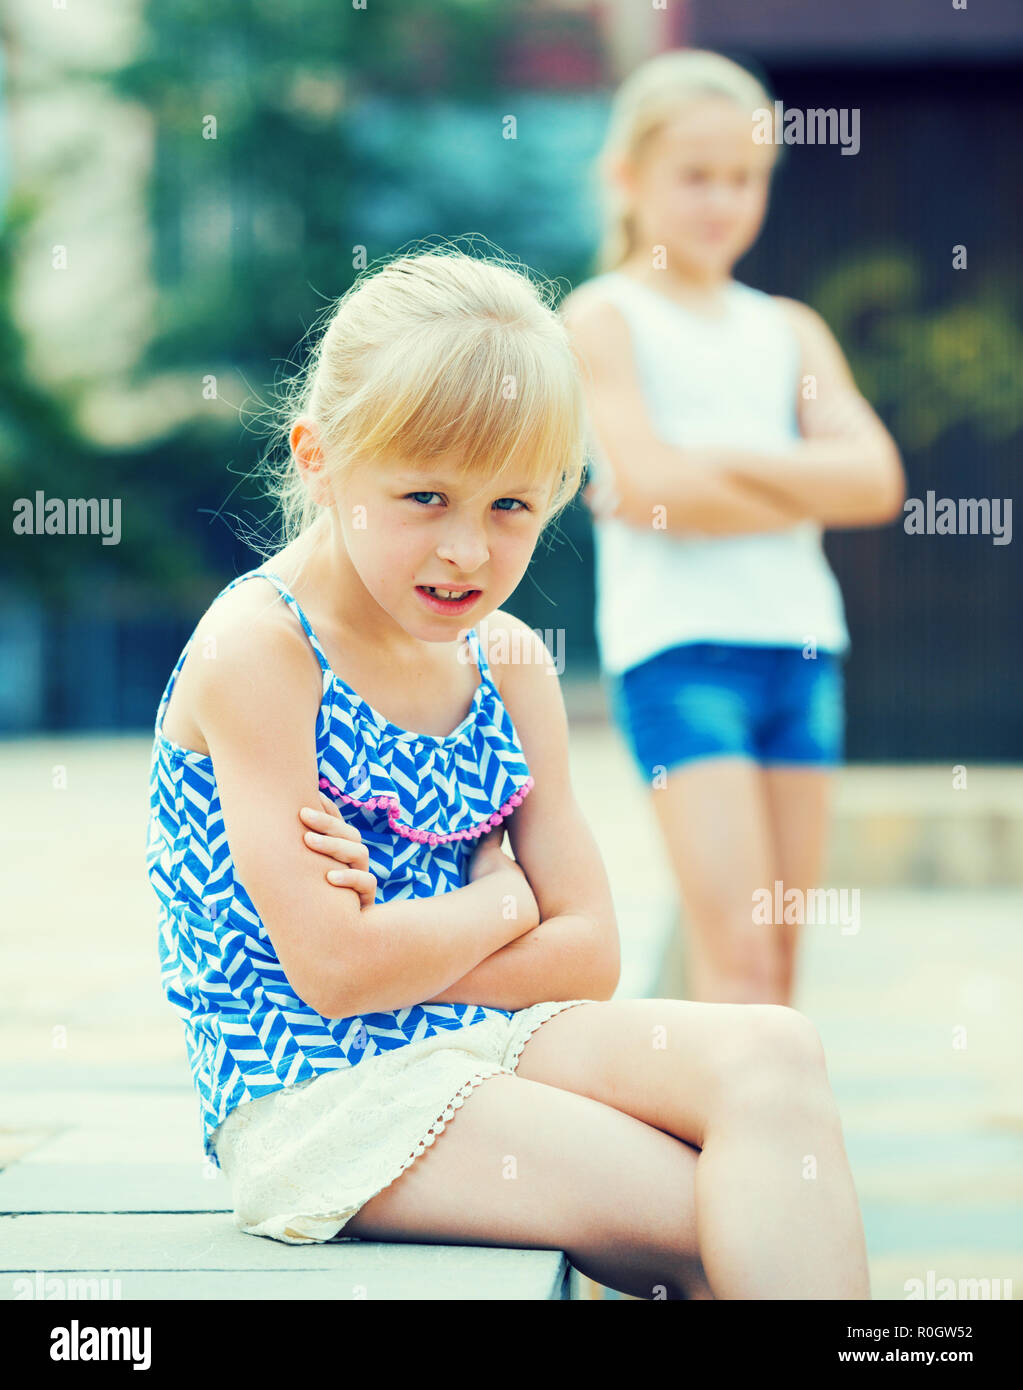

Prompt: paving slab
xmin=0 ymin=1163 xmax=230 ymax=1213
xmin=613 ymin=899 xmax=676 ymax=999
xmin=0 ymin=1064 xmax=194 ymax=1094
xmin=0 ymin=1087 xmax=197 ymax=1131
xmin=15 ymin=1123 xmax=203 ymax=1166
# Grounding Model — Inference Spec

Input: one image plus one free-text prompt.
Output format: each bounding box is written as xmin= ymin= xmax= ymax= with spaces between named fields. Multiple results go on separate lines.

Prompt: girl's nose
xmin=708 ymin=180 xmax=747 ymax=214
xmin=436 ymin=524 xmax=490 ymax=572
xmin=704 ymin=182 xmax=733 ymax=211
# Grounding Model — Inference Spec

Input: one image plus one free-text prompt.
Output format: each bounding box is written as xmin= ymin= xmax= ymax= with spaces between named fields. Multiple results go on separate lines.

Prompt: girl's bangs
xmin=351 ymin=332 xmax=580 ymax=502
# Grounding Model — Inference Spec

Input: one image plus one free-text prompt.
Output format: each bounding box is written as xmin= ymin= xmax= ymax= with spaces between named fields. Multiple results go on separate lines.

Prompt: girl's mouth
xmin=415 ymin=585 xmax=481 ymax=615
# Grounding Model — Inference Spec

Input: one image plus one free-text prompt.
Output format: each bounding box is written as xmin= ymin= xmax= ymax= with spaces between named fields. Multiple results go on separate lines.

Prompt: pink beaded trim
xmin=317 ymin=773 xmax=535 ymax=846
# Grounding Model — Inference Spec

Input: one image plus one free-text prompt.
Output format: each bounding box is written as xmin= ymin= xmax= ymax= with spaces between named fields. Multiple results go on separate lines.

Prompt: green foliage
xmin=0 ymin=194 xmax=105 ymax=602
xmin=811 ymin=250 xmax=1023 ymax=452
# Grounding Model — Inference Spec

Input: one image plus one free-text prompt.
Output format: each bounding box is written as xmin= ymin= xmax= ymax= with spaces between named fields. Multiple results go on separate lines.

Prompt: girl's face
xmin=331 ymin=451 xmax=553 ymax=643
xmin=618 ymin=96 xmax=776 ymax=279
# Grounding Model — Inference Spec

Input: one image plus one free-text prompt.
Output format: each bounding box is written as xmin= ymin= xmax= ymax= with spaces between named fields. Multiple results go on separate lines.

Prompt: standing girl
xmin=563 ymin=50 xmax=904 ymax=1007
xmin=147 ymin=247 xmax=870 ymax=1298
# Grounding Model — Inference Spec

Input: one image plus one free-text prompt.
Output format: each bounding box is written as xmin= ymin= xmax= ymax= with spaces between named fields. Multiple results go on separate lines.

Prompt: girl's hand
xmin=583 ymin=469 xmax=621 ymax=521
xmin=581 ymin=440 xmax=623 ymax=521
xmin=467 ymin=826 xmax=540 ymax=931
xmin=467 ymin=826 xmax=515 ymax=883
xmin=299 ymin=792 xmax=377 ymax=909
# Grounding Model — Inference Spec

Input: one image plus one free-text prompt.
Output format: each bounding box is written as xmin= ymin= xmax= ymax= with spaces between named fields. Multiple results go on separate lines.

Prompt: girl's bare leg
xmin=514 ymin=998 xmax=871 ymax=1299
xmin=346 ymin=999 xmax=869 ymax=1299
xmin=762 ymin=767 xmax=836 ymax=1007
xmin=345 ymin=1068 xmax=712 ymax=1300
xmin=648 ymin=756 xmax=786 ymax=1003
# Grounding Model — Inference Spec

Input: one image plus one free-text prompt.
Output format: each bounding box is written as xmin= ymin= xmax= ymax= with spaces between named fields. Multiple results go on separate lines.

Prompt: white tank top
xmin=582 ymin=271 xmax=851 ymax=675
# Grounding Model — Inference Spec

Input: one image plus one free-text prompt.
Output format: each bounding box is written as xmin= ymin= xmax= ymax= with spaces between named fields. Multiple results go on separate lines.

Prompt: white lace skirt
xmin=211 ymin=998 xmax=596 ymax=1245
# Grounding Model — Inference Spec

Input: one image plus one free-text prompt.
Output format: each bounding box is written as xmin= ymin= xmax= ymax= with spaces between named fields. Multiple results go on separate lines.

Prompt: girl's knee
xmin=752 ymin=1004 xmax=827 ymax=1068
xmin=715 ymin=1005 xmax=831 ymax=1108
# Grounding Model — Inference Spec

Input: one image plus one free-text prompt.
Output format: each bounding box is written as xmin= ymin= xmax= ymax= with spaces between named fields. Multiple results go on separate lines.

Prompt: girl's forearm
xmin=422 ymin=913 xmax=618 ymax=1012
xmin=710 ymin=439 xmax=905 ymax=526
xmin=332 ymin=867 xmax=538 ymax=1017
xmin=593 ymin=448 xmax=810 ymax=537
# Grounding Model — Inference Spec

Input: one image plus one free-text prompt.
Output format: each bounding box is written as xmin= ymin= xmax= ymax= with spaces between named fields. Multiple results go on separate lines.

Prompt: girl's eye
xmin=405 ymin=493 xmax=528 ymax=512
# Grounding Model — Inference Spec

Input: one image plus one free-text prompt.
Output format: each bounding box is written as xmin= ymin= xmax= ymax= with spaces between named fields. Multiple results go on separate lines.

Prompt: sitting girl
xmin=146 ymin=247 xmax=870 ymax=1300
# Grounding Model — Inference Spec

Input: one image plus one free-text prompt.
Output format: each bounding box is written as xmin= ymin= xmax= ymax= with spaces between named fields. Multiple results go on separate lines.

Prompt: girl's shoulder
xmin=474 ymin=607 xmax=552 ymax=701
xmin=474 ymin=609 xmax=567 ymax=752
xmin=191 ymin=571 xmax=310 ymax=666
xmin=767 ymin=293 xmax=829 ymax=333
xmin=159 ymin=573 xmax=321 ymax=756
xmin=560 ymin=272 xmax=628 ymax=318
xmin=558 ymin=276 xmax=636 ymax=354
xmin=767 ymin=295 xmax=843 ymax=361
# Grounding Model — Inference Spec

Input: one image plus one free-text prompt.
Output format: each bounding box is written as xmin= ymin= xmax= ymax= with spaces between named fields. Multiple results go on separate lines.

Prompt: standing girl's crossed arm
xmin=563 ymin=291 xmax=903 ymax=534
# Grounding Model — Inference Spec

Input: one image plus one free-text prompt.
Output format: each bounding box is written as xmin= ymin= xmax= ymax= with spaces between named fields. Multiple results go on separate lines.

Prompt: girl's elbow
xmin=600 ymin=957 xmax=622 ymax=1000
xmin=577 ymin=912 xmax=620 ymax=999
xmin=597 ymin=929 xmax=622 ymax=999
xmin=875 ymin=450 xmax=907 ymax=522
xmin=607 ymin=475 xmax=654 ymax=529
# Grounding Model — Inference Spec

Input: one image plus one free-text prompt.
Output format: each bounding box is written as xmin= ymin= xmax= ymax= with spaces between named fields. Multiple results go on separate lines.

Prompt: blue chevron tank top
xmin=146 ymin=567 xmax=535 ymax=1167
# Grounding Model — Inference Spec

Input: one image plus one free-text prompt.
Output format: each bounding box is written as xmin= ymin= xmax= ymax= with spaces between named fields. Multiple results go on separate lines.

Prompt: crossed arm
xmin=422 ymin=615 xmax=621 ymax=1010
xmin=294 ymin=614 xmax=620 ymax=1014
xmin=201 ymin=584 xmax=615 ymax=1020
xmin=562 ymin=290 xmax=905 ymax=535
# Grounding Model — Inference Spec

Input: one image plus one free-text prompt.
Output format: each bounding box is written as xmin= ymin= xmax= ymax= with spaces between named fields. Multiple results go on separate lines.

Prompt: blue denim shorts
xmin=608 ymin=642 xmax=845 ymax=780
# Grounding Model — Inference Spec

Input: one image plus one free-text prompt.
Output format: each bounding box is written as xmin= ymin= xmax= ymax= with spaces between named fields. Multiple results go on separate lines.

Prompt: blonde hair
xmin=593 ymin=49 xmax=775 ymax=274
xmin=257 ymin=242 xmax=586 ymax=553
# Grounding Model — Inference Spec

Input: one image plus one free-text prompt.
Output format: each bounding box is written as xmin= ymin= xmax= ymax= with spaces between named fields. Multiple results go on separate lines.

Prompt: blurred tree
xmin=99 ymin=0 xmax=521 ymax=598
xmin=0 ymin=195 xmax=110 ymax=603
xmin=0 ymin=191 xmax=224 ymax=611
xmin=811 ymin=250 xmax=1023 ymax=453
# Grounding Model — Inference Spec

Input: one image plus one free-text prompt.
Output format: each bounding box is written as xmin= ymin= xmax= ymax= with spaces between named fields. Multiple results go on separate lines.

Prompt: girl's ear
xmin=291 ymin=417 xmax=333 ymax=507
xmin=607 ymin=155 xmax=637 ymax=203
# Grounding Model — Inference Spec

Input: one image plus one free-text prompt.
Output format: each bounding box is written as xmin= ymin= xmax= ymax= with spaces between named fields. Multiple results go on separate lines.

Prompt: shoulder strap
xmin=227 ymin=569 xmax=333 ymax=676
xmin=466 ymin=626 xmax=492 ymax=684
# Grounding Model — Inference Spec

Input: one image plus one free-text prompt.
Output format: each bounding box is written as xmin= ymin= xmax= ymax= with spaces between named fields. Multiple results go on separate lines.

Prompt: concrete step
xmin=0 ymin=1213 xmax=570 ymax=1300
xmin=0 ymin=1085 xmax=579 ymax=1300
